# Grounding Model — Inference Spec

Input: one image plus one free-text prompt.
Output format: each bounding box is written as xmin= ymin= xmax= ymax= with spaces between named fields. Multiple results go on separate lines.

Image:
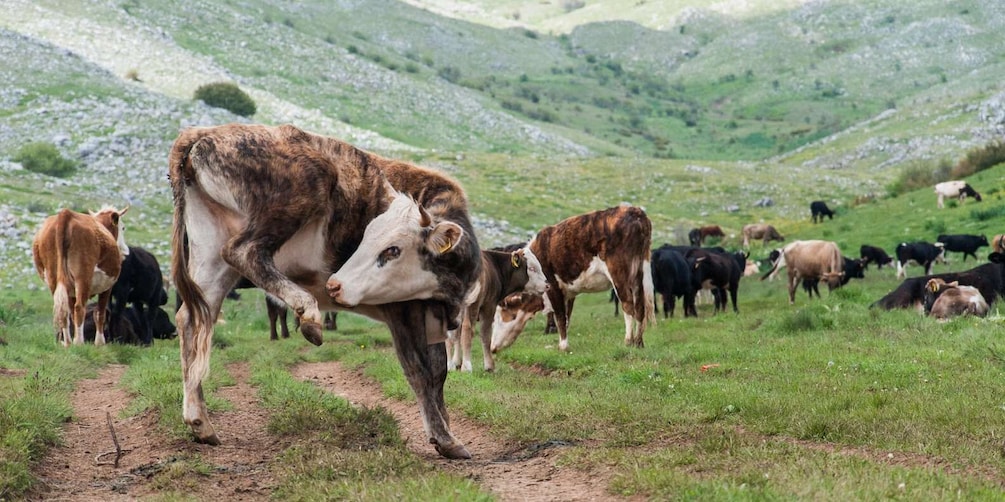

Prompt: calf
xmin=924 ymin=278 xmax=989 ymax=320
xmin=80 ymin=303 xmax=175 ymax=344
xmin=169 ymin=123 xmax=480 ymax=459
xmin=762 ymin=240 xmax=844 ymax=304
xmin=895 ymin=241 xmax=945 ymax=278
xmin=801 ymin=257 xmax=864 ymax=298
xmin=810 ymin=201 xmax=834 ymax=223
xmin=685 ymin=247 xmax=741 ymax=314
xmin=934 ymin=181 xmax=982 ymax=208
xmin=491 ymin=205 xmax=655 ymax=352
xmin=32 ymin=206 xmax=130 ymax=346
xmin=741 ymin=223 xmax=784 ymax=247
xmin=449 ymin=249 xmax=546 ymax=372
xmin=871 ymin=255 xmax=1005 ymax=311
xmin=936 ymin=234 xmax=988 ymax=262
xmin=110 ymin=246 xmax=168 ymax=346
xmin=859 ymin=244 xmax=893 ymax=270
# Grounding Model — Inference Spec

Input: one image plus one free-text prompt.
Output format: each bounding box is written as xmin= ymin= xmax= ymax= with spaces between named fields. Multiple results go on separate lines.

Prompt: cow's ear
xmin=510 ymin=250 xmax=522 ymax=268
xmin=926 ymin=280 xmax=940 ymax=293
xmin=426 ymin=221 xmax=464 ymax=255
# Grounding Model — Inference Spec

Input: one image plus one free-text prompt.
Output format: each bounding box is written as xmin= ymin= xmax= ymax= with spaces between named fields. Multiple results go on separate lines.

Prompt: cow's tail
xmin=169 ymin=129 xmax=212 ymax=342
xmin=626 ymin=206 xmax=656 ymax=327
xmin=641 ymin=249 xmax=656 ymax=325
xmin=52 ymin=209 xmax=74 ymax=338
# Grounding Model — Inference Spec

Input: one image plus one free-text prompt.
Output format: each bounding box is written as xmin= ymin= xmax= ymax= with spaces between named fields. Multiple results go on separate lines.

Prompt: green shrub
xmin=13 ymin=142 xmax=77 ymax=178
xmin=952 ymin=140 xmax=1005 ymax=178
xmin=886 ymin=159 xmax=952 ymax=196
xmin=193 ymin=82 xmax=256 ymax=117
xmin=970 ymin=205 xmax=1005 ymax=222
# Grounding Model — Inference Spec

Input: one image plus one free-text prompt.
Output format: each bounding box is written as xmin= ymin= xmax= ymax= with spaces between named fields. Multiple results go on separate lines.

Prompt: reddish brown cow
xmin=492 ymin=205 xmax=655 ymax=352
xmin=169 ymin=124 xmax=480 ymax=459
xmin=689 ymin=225 xmax=726 ymax=246
xmin=32 ymin=206 xmax=129 ymax=346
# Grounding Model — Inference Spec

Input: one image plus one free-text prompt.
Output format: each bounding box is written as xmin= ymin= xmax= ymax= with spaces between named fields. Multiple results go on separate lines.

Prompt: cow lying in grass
xmin=924 ymin=278 xmax=989 ymax=320
xmin=872 ymin=253 xmax=1005 ymax=311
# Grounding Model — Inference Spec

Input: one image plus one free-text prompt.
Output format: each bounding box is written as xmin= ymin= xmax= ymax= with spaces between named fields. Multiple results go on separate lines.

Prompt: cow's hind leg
xmin=179 ymin=250 xmax=242 ymax=446
xmin=382 ymin=302 xmax=470 ymax=459
xmin=93 ymin=291 xmax=113 ymax=346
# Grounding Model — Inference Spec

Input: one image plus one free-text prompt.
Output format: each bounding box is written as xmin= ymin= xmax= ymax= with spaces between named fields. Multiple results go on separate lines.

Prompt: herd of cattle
xmin=26 ymin=123 xmax=999 ymax=459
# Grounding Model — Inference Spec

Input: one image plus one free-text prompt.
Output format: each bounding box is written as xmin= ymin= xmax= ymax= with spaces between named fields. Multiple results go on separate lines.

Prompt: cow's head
xmin=91 ymin=205 xmax=130 ymax=258
xmin=490 ymin=292 xmax=547 ymax=352
xmin=519 ymin=246 xmax=548 ymax=295
xmin=326 ymin=193 xmax=467 ymax=307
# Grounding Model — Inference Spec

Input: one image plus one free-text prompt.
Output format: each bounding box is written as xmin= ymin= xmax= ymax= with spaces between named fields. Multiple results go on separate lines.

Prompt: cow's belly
xmin=90 ymin=267 xmax=117 ymax=295
xmin=557 ymin=256 xmax=612 ymax=295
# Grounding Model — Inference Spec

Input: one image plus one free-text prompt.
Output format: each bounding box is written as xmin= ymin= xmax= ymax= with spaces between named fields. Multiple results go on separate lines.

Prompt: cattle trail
xmin=32 ymin=363 xmax=286 ymax=501
xmin=292 ymin=361 xmax=618 ymax=502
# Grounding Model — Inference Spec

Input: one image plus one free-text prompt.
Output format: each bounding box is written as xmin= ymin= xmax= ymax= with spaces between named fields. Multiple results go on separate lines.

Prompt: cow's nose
xmin=326 ymin=278 xmax=342 ymax=299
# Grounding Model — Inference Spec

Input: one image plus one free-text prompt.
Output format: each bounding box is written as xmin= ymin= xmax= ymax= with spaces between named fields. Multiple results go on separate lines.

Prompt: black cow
xmin=651 ymin=245 xmax=698 ymax=318
xmin=810 ymin=201 xmax=835 ymax=223
xmin=685 ymin=247 xmax=741 ymax=314
xmin=81 ymin=303 xmax=175 ymax=344
xmin=895 ymin=242 xmax=945 ymax=278
xmin=802 ymin=257 xmax=865 ymax=298
xmin=872 ymin=254 xmax=1005 ymax=310
xmin=936 ymin=234 xmax=989 ymax=262
xmin=859 ymin=245 xmax=893 ymax=270
xmin=110 ymin=246 xmax=168 ymax=346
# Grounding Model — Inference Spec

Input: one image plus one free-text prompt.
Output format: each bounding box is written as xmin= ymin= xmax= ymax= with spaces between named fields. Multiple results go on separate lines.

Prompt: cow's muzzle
xmin=325 ymin=277 xmax=354 ymax=307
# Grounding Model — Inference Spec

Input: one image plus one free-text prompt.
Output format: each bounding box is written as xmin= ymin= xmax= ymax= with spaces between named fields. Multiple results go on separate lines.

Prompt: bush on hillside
xmin=952 ymin=140 xmax=1005 ymax=178
xmin=194 ymin=82 xmax=256 ymax=117
xmin=13 ymin=142 xmax=77 ymax=178
xmin=887 ymin=159 xmax=952 ymax=196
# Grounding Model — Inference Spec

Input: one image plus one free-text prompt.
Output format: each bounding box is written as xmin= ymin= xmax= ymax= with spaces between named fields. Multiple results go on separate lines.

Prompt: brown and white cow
xmin=741 ymin=223 xmax=784 ymax=247
xmin=32 ymin=206 xmax=129 ymax=347
xmin=491 ymin=292 xmax=547 ymax=351
xmin=169 ymin=123 xmax=480 ymax=459
xmin=761 ymin=240 xmax=844 ymax=304
xmin=992 ymin=234 xmax=1005 ymax=255
xmin=925 ymin=278 xmax=989 ymax=320
xmin=492 ymin=205 xmax=655 ymax=352
xmin=448 ymin=248 xmax=546 ymax=372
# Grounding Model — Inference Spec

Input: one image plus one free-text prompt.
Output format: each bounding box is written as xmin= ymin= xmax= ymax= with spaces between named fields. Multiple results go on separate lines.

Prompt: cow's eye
xmin=378 ymin=246 xmax=400 ymax=267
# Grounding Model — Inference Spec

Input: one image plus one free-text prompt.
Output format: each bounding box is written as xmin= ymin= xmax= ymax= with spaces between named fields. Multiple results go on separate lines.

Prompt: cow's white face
xmin=521 ymin=246 xmax=548 ymax=295
xmin=326 ymin=194 xmax=464 ymax=307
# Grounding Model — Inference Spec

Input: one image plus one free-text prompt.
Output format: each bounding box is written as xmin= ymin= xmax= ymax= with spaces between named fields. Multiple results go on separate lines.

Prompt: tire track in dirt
xmin=32 ymin=363 xmax=286 ymax=501
xmin=292 ymin=361 xmax=623 ymax=502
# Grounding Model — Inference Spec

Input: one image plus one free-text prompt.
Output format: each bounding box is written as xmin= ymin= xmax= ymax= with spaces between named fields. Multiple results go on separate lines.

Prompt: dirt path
xmin=292 ymin=361 xmax=620 ymax=502
xmin=31 ymin=363 xmax=285 ymax=501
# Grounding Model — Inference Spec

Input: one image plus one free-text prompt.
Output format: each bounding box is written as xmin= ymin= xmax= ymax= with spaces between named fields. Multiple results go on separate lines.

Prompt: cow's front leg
xmin=382 ymin=302 xmax=470 ymax=460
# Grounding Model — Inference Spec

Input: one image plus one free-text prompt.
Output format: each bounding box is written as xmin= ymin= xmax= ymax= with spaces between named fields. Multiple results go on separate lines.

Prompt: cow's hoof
xmin=433 ymin=439 xmax=471 ymax=460
xmin=194 ymin=433 xmax=221 ymax=446
xmin=300 ymin=322 xmax=324 ymax=346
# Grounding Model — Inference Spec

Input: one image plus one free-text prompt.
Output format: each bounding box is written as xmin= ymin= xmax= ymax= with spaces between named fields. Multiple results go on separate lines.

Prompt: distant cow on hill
xmin=895 ymin=242 xmax=945 ymax=278
xmin=688 ymin=225 xmax=726 ymax=246
xmin=810 ymin=201 xmax=835 ymax=223
xmin=742 ymin=223 xmax=784 ymax=247
xmin=934 ymin=181 xmax=981 ymax=209
xmin=936 ymin=234 xmax=988 ymax=262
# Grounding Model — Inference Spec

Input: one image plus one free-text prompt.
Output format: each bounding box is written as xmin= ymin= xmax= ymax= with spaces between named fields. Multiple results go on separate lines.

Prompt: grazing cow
xmin=934 ymin=181 xmax=982 ymax=208
xmin=651 ymin=245 xmax=698 ymax=318
xmin=685 ymin=247 xmax=743 ymax=314
xmin=490 ymin=292 xmax=547 ymax=352
xmin=871 ymin=254 xmax=1005 ymax=311
xmin=895 ymin=242 xmax=945 ymax=278
xmin=741 ymin=223 xmax=784 ymax=247
xmin=924 ymin=278 xmax=989 ymax=320
xmin=32 ymin=206 xmax=130 ymax=347
xmin=169 ymin=123 xmax=480 ymax=459
xmin=992 ymin=234 xmax=1005 ymax=254
xmin=859 ymin=244 xmax=893 ymax=270
xmin=810 ymin=201 xmax=835 ymax=223
xmin=110 ymin=246 xmax=168 ymax=346
xmin=449 ymin=248 xmax=546 ymax=372
xmin=936 ymin=234 xmax=989 ymax=262
xmin=761 ymin=240 xmax=844 ymax=304
xmin=801 ymin=257 xmax=865 ymax=298
xmin=491 ymin=205 xmax=655 ymax=353
xmin=688 ymin=225 xmax=725 ymax=246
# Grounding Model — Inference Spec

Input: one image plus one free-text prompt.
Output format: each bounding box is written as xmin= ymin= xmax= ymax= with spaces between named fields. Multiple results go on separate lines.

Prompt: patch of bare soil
xmin=31 ymin=363 xmax=287 ymax=501
xmin=292 ymin=361 xmax=621 ymax=502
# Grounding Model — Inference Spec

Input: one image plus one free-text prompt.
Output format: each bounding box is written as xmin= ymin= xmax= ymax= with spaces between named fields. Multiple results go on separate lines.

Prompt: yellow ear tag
xmin=438 ymin=241 xmax=453 ymax=254
xmin=511 ymin=254 xmax=520 ymax=268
